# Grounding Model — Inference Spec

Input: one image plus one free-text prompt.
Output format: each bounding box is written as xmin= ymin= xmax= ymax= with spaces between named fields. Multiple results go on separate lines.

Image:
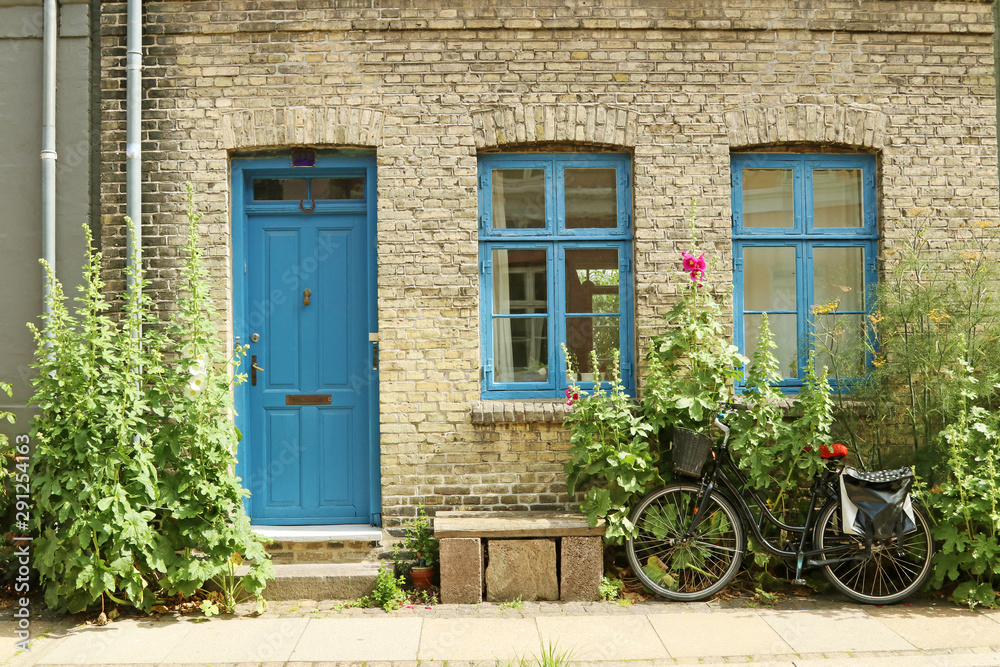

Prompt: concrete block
xmin=486 ymin=538 xmax=558 ymax=602
xmin=440 ymin=537 xmax=483 ymax=604
xmin=560 ymin=535 xmax=603 ymax=601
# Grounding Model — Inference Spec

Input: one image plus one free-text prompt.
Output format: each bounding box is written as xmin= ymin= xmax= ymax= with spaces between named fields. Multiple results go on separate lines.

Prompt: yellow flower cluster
xmin=811 ymin=301 xmax=839 ymax=316
xmin=927 ymin=308 xmax=950 ymax=324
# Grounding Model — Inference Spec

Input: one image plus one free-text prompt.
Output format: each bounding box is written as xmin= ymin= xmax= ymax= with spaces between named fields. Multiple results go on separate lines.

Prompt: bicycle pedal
xmin=792 ymin=578 xmax=807 ymax=586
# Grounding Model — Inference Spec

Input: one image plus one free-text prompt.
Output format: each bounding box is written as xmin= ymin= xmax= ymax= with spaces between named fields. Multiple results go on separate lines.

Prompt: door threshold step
xmin=253 ymin=524 xmax=384 ymax=543
xmin=251 ymin=561 xmax=382 ymax=601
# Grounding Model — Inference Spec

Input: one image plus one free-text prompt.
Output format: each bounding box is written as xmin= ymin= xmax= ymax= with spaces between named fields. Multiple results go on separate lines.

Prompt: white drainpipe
xmin=41 ymin=0 xmax=57 ymax=314
xmin=125 ymin=0 xmax=142 ymax=295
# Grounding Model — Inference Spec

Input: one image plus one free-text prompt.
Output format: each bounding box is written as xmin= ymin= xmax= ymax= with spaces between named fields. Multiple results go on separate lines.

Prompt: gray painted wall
xmin=0 ymin=0 xmax=92 ymax=436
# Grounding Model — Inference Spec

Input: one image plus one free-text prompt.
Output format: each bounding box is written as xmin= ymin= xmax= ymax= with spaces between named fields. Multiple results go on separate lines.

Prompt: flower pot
xmin=410 ymin=565 xmax=435 ymax=591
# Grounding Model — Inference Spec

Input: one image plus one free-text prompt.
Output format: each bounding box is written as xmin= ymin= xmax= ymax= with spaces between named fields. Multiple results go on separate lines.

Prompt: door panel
xmin=317 ymin=230 xmax=351 ymax=387
xmin=263 ymin=229 xmax=301 ymax=389
xmin=265 ymin=409 xmax=301 ymax=506
xmin=319 ymin=407 xmax=353 ymax=505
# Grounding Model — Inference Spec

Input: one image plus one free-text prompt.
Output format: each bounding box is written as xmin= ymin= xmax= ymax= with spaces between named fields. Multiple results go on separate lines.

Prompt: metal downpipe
xmin=41 ymin=0 xmax=57 ymax=315
xmin=125 ymin=0 xmax=142 ymax=295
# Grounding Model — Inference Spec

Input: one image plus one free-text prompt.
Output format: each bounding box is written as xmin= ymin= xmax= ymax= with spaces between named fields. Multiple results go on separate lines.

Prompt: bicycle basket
xmin=671 ymin=427 xmax=713 ymax=478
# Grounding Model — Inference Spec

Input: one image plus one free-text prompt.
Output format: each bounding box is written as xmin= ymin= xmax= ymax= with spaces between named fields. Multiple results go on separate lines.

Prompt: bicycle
xmin=625 ymin=403 xmax=935 ymax=604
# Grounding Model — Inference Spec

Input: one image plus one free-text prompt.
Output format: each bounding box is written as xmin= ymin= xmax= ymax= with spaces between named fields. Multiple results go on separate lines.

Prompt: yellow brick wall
xmin=98 ymin=0 xmax=999 ymax=527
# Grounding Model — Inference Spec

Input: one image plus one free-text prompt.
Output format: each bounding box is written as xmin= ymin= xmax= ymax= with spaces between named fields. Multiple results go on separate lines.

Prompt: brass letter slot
xmin=285 ymin=394 xmax=332 ymax=406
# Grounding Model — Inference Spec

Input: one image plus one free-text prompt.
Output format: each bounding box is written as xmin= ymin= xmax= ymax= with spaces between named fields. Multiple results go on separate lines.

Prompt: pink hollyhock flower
xmin=682 ymin=251 xmax=707 ymax=284
xmin=565 ymin=387 xmax=579 ymax=406
xmin=682 ymin=250 xmax=706 ymax=273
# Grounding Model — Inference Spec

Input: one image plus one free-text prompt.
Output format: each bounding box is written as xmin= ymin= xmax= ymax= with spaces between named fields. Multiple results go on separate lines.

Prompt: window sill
xmin=470 ymin=400 xmax=572 ymax=425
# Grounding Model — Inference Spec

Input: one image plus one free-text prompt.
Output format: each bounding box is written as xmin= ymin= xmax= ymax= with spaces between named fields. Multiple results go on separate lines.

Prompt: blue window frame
xmin=479 ymin=153 xmax=634 ymax=398
xmin=732 ymin=153 xmax=878 ymax=389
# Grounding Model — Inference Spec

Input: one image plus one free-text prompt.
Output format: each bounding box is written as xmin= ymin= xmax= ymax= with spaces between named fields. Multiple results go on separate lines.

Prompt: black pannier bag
xmin=839 ymin=466 xmax=917 ymax=541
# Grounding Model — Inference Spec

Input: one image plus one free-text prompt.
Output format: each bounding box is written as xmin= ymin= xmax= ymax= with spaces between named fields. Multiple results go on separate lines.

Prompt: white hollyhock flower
xmin=184 ymin=384 xmax=200 ymax=400
xmin=188 ymin=375 xmax=207 ymax=394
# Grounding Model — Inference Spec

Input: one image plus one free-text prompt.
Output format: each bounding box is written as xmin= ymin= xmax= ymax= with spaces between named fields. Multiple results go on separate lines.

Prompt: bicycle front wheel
xmin=626 ymin=483 xmax=745 ymax=601
xmin=813 ymin=500 xmax=934 ymax=605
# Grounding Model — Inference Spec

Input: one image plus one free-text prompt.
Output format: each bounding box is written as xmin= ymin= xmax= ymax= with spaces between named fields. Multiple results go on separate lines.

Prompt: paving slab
xmin=417 ymin=617 xmax=539 ymax=662
xmin=867 ymin=605 xmax=1000 ymax=649
xmin=289 ymin=616 xmax=421 ymax=661
xmin=9 ymin=618 xmax=193 ymax=666
xmin=159 ymin=617 xmax=308 ymax=664
xmin=535 ymin=615 xmax=669 ymax=661
xmin=792 ymin=652 xmax=1000 ymax=667
xmin=978 ymin=607 xmax=1000 ymax=626
xmin=1 ymin=617 xmax=78 ymax=664
xmin=648 ymin=611 xmax=795 ymax=658
xmin=758 ymin=607 xmax=914 ymax=653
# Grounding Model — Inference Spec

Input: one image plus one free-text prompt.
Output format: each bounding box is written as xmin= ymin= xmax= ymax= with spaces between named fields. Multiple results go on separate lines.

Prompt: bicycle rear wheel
xmin=626 ymin=483 xmax=745 ymax=601
xmin=813 ymin=500 xmax=934 ymax=605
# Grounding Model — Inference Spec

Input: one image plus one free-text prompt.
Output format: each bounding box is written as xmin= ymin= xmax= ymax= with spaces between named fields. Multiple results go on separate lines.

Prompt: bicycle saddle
xmin=819 ymin=443 xmax=849 ymax=459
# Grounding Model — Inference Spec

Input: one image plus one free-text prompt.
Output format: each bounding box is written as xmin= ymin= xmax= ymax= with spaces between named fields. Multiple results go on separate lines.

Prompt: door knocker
xmin=303 ymin=288 xmax=312 ymax=306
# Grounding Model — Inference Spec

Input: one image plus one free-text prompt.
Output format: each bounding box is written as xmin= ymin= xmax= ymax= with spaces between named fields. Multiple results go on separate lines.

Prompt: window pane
xmin=566 ymin=316 xmax=619 ymax=381
xmin=312 ymin=177 xmax=364 ymax=200
xmin=743 ymin=169 xmax=794 ymax=228
xmin=493 ymin=249 xmax=547 ymax=315
xmin=494 ymin=318 xmax=548 ymax=383
xmin=814 ymin=247 xmax=864 ymax=311
xmin=815 ymin=313 xmax=865 ymax=378
xmin=813 ymin=169 xmax=863 ymax=228
xmin=745 ymin=313 xmax=798 ymax=379
xmin=566 ymin=248 xmax=619 ymax=314
xmin=744 ymin=247 xmax=797 ymax=311
xmin=565 ymin=168 xmax=618 ymax=228
xmin=493 ymin=169 xmax=545 ymax=229
xmin=253 ymin=178 xmax=307 ymax=201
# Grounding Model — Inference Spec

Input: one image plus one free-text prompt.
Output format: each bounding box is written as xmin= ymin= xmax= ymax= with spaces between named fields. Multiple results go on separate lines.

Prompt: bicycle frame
xmin=687 ymin=412 xmax=868 ymax=581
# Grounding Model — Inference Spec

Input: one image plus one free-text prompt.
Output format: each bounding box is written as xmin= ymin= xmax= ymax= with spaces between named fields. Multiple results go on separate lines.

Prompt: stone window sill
xmin=470 ymin=400 xmax=571 ymax=424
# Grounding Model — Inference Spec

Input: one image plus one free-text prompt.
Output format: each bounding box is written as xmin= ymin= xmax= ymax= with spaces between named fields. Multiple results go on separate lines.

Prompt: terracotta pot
xmin=410 ymin=565 xmax=435 ymax=591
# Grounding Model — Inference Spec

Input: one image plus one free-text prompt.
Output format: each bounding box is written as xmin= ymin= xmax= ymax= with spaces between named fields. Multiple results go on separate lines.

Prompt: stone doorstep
xmin=253 ymin=525 xmax=384 ymax=543
xmin=255 ymin=525 xmax=389 ymax=564
xmin=238 ymin=561 xmax=382 ymax=601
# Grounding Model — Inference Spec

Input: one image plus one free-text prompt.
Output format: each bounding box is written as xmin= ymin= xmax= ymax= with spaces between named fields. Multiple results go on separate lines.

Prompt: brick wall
xmin=99 ymin=0 xmax=999 ymax=527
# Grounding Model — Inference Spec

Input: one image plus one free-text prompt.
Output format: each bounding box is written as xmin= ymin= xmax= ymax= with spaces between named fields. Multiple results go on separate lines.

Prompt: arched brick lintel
xmin=725 ymin=105 xmax=887 ymax=150
xmin=220 ymin=107 xmax=385 ymax=150
xmin=472 ymin=105 xmax=639 ymax=149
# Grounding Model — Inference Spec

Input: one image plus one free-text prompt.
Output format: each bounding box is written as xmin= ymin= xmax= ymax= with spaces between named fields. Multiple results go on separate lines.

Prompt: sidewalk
xmin=4 ymin=595 xmax=1000 ymax=666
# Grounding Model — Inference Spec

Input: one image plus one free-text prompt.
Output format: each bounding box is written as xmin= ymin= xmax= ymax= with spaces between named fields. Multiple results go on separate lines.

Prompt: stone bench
xmin=434 ymin=511 xmax=605 ymax=604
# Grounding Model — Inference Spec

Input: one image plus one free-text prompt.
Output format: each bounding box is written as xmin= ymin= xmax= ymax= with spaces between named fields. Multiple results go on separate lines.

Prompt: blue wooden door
xmin=236 ymin=159 xmax=378 ymax=525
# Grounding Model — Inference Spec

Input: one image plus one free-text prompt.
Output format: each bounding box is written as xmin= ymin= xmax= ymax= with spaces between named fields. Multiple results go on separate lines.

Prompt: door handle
xmin=251 ymin=355 xmax=264 ymax=386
